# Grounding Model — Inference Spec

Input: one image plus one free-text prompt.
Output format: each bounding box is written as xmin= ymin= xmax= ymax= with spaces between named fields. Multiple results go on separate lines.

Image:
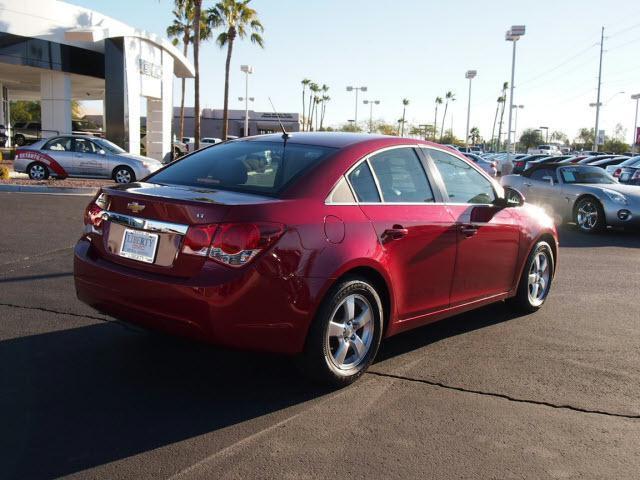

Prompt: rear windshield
xmin=559 ymin=166 xmax=615 ymax=184
xmin=148 ymin=140 xmax=336 ymax=195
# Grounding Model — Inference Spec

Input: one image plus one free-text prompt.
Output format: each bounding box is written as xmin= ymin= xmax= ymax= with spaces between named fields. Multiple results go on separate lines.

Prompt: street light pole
xmin=632 ymin=93 xmax=640 ymax=154
xmin=240 ymin=65 xmax=253 ymax=137
xmin=363 ymin=99 xmax=380 ymax=133
xmin=593 ymin=26 xmax=604 ymax=151
xmin=512 ymin=105 xmax=523 ymax=151
xmin=539 ymin=126 xmax=549 ymax=143
xmin=465 ymin=70 xmax=477 ymax=148
xmin=505 ymin=25 xmax=525 ymax=174
xmin=347 ymin=86 xmax=367 ymax=129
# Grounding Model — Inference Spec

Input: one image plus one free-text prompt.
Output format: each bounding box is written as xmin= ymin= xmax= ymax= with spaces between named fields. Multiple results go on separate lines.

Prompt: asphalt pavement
xmin=1 ymin=191 xmax=639 ymax=479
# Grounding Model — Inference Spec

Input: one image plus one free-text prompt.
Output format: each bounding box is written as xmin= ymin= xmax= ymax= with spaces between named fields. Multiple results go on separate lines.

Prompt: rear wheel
xmin=299 ymin=277 xmax=383 ymax=386
xmin=113 ymin=166 xmax=135 ymax=184
xmin=27 ymin=162 xmax=50 ymax=180
xmin=574 ymin=196 xmax=605 ymax=233
xmin=14 ymin=134 xmax=26 ymax=146
xmin=509 ymin=241 xmax=554 ymax=313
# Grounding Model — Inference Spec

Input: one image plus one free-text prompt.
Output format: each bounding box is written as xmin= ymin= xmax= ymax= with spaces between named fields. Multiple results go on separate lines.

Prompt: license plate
xmin=621 ymin=173 xmax=630 ymax=181
xmin=119 ymin=229 xmax=159 ymax=263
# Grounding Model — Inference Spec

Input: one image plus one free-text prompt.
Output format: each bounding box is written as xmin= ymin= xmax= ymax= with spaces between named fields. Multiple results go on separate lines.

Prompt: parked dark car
xmin=12 ymin=121 xmax=41 ymax=146
xmin=75 ymin=133 xmax=558 ymax=385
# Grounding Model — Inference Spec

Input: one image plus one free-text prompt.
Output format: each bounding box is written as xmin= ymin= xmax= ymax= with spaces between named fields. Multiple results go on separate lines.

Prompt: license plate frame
xmin=119 ymin=228 xmax=159 ymax=264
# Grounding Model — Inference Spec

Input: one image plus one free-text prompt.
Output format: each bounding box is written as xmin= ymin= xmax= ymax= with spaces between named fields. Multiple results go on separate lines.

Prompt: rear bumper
xmin=74 ymin=239 xmax=325 ymax=354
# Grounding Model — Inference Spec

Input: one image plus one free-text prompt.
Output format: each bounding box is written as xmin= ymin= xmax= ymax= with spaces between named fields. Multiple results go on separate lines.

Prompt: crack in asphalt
xmin=0 ymin=246 xmax=74 ymax=273
xmin=0 ymin=302 xmax=143 ymax=334
xmin=366 ymin=370 xmax=640 ymax=420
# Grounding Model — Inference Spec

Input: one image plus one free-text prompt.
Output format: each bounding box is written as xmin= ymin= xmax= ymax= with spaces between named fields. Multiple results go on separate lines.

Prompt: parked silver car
xmin=501 ymin=164 xmax=640 ymax=233
xmin=14 ymin=136 xmax=163 ymax=183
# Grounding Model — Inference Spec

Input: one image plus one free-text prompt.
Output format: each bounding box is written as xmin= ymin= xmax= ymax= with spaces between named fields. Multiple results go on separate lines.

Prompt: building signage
xmin=138 ymin=59 xmax=162 ymax=79
xmin=597 ymin=129 xmax=605 ymax=145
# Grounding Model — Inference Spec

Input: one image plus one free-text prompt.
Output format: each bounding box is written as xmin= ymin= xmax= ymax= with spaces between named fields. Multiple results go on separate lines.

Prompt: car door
xmin=73 ymin=138 xmax=103 ymax=176
xmin=424 ymin=147 xmax=520 ymax=305
xmin=522 ymin=168 xmax=559 ymax=211
xmin=348 ymin=146 xmax=457 ymax=321
xmin=41 ymin=137 xmax=76 ymax=174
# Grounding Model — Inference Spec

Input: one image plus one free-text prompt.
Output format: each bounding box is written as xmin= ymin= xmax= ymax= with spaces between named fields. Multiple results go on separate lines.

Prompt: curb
xmin=0 ymin=184 xmax=97 ymax=195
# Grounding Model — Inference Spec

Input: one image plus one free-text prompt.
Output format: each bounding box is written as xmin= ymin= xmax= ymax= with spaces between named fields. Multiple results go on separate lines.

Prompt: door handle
xmin=459 ymin=224 xmax=478 ymax=238
xmin=523 ymin=182 xmax=532 ymax=187
xmin=382 ymin=225 xmax=408 ymax=242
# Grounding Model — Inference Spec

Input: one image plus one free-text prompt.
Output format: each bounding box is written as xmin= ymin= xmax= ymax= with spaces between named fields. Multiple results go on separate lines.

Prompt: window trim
xmin=326 ymin=144 xmax=443 ymax=206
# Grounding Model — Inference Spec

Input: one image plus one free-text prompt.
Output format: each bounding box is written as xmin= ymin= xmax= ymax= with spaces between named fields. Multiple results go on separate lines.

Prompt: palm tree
xmin=306 ymin=82 xmax=317 ymax=131
xmin=308 ymin=83 xmax=320 ymax=131
xmin=490 ymin=96 xmax=502 ymax=151
xmin=192 ymin=0 xmax=204 ymax=150
xmin=439 ymin=91 xmax=455 ymax=142
xmin=400 ymin=98 xmax=409 ymax=137
xmin=433 ymin=97 xmax=443 ymax=141
xmin=300 ymin=79 xmax=311 ymax=131
xmin=496 ymin=82 xmax=509 ymax=150
xmin=320 ymin=94 xmax=330 ymax=130
xmin=470 ymin=126 xmax=480 ymax=145
xmin=210 ymin=0 xmax=264 ymax=140
xmin=167 ymin=1 xmax=210 ymax=143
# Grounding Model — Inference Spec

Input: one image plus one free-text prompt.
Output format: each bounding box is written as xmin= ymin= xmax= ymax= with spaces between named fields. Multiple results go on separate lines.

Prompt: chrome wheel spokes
xmin=30 ymin=164 xmax=45 ymax=180
xmin=326 ymin=294 xmax=374 ymax=370
xmin=528 ymin=251 xmax=551 ymax=306
xmin=577 ymin=201 xmax=598 ymax=230
xmin=115 ymin=169 xmax=131 ymax=183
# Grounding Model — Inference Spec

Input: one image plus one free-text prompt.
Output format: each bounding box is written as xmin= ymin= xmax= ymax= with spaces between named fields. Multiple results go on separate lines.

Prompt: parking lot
xmin=1 ymin=191 xmax=639 ymax=479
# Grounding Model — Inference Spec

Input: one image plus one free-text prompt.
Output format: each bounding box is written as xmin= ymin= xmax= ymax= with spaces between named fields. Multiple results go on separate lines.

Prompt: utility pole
xmin=593 ymin=26 xmax=604 ymax=152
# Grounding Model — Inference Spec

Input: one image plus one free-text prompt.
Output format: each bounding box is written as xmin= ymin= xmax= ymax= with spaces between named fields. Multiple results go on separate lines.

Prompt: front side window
xmin=559 ymin=166 xmax=615 ymax=184
xmin=427 ymin=148 xmax=496 ymax=204
xmin=530 ymin=169 xmax=555 ymax=181
xmin=74 ymin=138 xmax=98 ymax=153
xmin=348 ymin=161 xmax=380 ymax=202
xmin=368 ymin=148 xmax=434 ymax=203
xmin=148 ymin=141 xmax=336 ymax=195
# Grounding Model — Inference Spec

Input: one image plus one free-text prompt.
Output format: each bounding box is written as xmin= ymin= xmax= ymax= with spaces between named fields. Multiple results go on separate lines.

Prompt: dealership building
xmin=0 ymin=0 xmax=194 ymax=162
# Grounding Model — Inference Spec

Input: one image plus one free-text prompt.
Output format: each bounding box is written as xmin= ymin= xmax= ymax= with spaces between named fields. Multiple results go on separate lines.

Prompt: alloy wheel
xmin=325 ymin=294 xmax=374 ymax=370
xmin=527 ymin=251 xmax=551 ymax=307
xmin=29 ymin=164 xmax=46 ymax=180
xmin=576 ymin=200 xmax=599 ymax=231
xmin=115 ymin=169 xmax=132 ymax=184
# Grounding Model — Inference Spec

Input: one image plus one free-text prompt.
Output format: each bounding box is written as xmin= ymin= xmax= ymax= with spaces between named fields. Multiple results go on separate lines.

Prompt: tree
xmin=167 ymin=0 xmax=210 ymax=142
xmin=613 ymin=123 xmax=626 ymax=141
xmin=439 ymin=91 xmax=455 ymax=141
xmin=496 ymin=82 xmax=508 ymax=150
xmin=603 ymin=136 xmax=629 ymax=154
xmin=338 ymin=122 xmax=362 ymax=132
xmin=400 ymin=98 xmax=409 ymax=137
xmin=469 ymin=126 xmax=481 ymax=145
xmin=9 ymin=101 xmax=40 ymax=123
xmin=192 ymin=0 xmax=203 ymax=150
xmin=210 ymin=0 xmax=264 ymax=140
xmin=440 ymin=129 xmax=460 ymax=145
xmin=305 ymin=82 xmax=316 ymax=131
xmin=490 ymin=96 xmax=502 ymax=151
xmin=573 ymin=128 xmax=595 ymax=150
xmin=300 ymin=79 xmax=310 ymax=131
xmin=307 ymin=83 xmax=320 ymax=131
xmin=550 ymin=130 xmax=568 ymax=144
xmin=433 ymin=97 xmax=442 ymax=141
xmin=319 ymin=85 xmax=330 ymax=130
xmin=519 ymin=128 xmax=544 ymax=150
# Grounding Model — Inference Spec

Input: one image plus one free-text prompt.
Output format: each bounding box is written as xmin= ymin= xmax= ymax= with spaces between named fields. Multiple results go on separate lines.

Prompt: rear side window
xmin=348 ymin=162 xmax=380 ymax=202
xmin=43 ymin=137 xmax=72 ymax=151
xmin=148 ymin=141 xmax=336 ymax=195
xmin=427 ymin=148 xmax=496 ymax=204
xmin=530 ymin=169 xmax=555 ymax=181
xmin=368 ymin=148 xmax=435 ymax=203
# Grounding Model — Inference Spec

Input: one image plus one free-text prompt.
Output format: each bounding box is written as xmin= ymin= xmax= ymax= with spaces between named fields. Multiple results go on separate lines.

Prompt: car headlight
xmin=602 ymin=189 xmax=628 ymax=205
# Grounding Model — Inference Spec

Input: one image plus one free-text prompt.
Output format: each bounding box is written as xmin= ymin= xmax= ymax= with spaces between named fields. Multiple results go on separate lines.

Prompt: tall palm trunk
xmin=315 ymin=101 xmax=319 ymax=131
xmin=221 ymin=33 xmax=235 ymax=140
xmin=440 ymin=102 xmax=449 ymax=141
xmin=178 ymin=34 xmax=189 ymax=141
xmin=307 ymin=93 xmax=313 ymax=131
xmin=497 ymin=101 xmax=506 ymax=151
xmin=401 ymin=107 xmax=406 ymax=137
xmin=308 ymin=99 xmax=316 ymax=132
xmin=193 ymin=0 xmax=202 ymax=150
xmin=320 ymin=102 xmax=326 ymax=130
xmin=433 ymin=105 xmax=438 ymax=141
xmin=301 ymin=85 xmax=306 ymax=132
xmin=490 ymin=102 xmax=499 ymax=151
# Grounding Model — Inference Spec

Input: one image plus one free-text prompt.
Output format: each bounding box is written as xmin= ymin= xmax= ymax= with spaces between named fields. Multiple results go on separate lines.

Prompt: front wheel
xmin=508 ymin=241 xmax=554 ymax=313
xmin=574 ymin=196 xmax=605 ymax=233
xmin=27 ymin=162 xmax=50 ymax=180
xmin=299 ymin=277 xmax=384 ymax=386
xmin=113 ymin=166 xmax=135 ymax=184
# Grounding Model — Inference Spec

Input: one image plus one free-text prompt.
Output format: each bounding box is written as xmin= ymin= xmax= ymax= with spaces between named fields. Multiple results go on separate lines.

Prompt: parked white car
xmin=185 ymin=137 xmax=222 ymax=152
xmin=527 ymin=145 xmax=561 ymax=156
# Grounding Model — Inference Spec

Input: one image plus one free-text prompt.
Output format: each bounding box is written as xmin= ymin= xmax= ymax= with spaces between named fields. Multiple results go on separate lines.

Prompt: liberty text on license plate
xmin=119 ymin=229 xmax=159 ymax=263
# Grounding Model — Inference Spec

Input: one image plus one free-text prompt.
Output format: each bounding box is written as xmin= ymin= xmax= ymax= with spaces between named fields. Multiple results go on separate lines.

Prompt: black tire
xmin=27 ymin=162 xmax=50 ymax=180
xmin=508 ymin=241 xmax=554 ymax=313
xmin=299 ymin=276 xmax=384 ymax=386
xmin=112 ymin=165 xmax=135 ymax=184
xmin=574 ymin=196 xmax=605 ymax=233
xmin=14 ymin=134 xmax=26 ymax=146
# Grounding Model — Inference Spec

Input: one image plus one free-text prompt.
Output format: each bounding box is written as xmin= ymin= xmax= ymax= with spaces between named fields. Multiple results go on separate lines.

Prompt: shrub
xmin=0 ymin=165 xmax=10 ymax=179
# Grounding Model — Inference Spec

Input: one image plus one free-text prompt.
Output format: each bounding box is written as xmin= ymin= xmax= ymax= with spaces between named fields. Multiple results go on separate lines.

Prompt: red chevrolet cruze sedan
xmin=75 ymin=133 xmax=558 ymax=385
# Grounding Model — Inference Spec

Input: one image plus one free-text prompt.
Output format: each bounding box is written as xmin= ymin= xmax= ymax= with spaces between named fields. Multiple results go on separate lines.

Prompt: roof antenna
xmin=268 ymin=97 xmax=290 ymax=140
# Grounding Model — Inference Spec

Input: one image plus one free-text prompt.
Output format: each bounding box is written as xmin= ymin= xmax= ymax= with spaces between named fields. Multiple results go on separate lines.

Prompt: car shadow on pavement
xmin=558 ymin=225 xmax=640 ymax=248
xmin=0 ymin=323 xmax=332 ymax=480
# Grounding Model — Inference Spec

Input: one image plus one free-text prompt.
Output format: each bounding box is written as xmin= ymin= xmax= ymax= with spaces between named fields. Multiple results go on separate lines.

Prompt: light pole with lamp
xmin=539 ymin=126 xmax=549 ymax=143
xmin=363 ymin=99 xmax=380 ymax=133
xmin=464 ymin=70 xmax=477 ymax=148
xmin=418 ymin=124 xmax=432 ymax=141
xmin=505 ymin=25 xmax=525 ymax=174
xmin=240 ymin=65 xmax=253 ymax=137
xmin=238 ymin=96 xmax=254 ymax=136
xmin=346 ymin=86 xmax=367 ymax=129
xmin=632 ymin=93 xmax=640 ymax=154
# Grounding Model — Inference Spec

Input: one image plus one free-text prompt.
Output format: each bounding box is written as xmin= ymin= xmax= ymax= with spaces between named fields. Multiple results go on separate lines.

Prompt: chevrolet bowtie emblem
xmin=127 ymin=202 xmax=146 ymax=213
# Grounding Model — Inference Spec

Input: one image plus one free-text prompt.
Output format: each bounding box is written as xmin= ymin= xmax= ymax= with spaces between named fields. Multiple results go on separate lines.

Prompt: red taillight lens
xmin=210 ymin=222 xmax=285 ymax=267
xmin=182 ymin=224 xmax=217 ymax=257
xmin=83 ymin=202 xmax=104 ymax=229
xmin=613 ymin=168 xmax=622 ymax=177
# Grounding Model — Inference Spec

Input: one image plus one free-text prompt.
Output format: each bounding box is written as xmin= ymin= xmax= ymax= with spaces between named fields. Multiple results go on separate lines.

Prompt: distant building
xmin=174 ymin=108 xmax=300 ymax=139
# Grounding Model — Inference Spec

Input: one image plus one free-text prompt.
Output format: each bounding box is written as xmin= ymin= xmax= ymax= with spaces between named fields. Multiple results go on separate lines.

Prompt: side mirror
xmin=541 ymin=175 xmax=554 ymax=185
xmin=98 ymin=149 xmax=106 ymax=155
xmin=495 ymin=186 xmax=525 ymax=207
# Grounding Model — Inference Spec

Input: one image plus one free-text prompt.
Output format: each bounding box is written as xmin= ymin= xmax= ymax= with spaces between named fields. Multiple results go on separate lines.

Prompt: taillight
xmin=613 ymin=168 xmax=622 ymax=177
xmin=633 ymin=170 xmax=640 ymax=180
xmin=182 ymin=222 xmax=285 ymax=267
xmin=83 ymin=202 xmax=104 ymax=233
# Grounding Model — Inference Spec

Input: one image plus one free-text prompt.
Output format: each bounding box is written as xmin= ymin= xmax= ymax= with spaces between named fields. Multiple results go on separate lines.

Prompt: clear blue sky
xmin=70 ymin=0 xmax=640 ymax=144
